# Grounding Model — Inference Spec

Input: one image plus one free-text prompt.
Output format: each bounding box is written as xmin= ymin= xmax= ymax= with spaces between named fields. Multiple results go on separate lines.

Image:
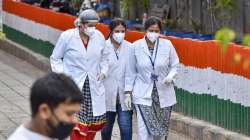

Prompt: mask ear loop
xmin=46 ymin=107 xmax=58 ymax=137
xmin=74 ymin=18 xmax=81 ymax=27
xmin=145 ymin=32 xmax=150 ymax=42
xmin=48 ymin=106 xmax=61 ymax=124
xmin=108 ymin=29 xmax=113 ymax=40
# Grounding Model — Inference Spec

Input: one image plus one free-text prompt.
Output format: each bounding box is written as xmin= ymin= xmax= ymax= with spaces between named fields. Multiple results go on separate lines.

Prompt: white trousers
xmin=136 ymin=106 xmax=165 ymax=140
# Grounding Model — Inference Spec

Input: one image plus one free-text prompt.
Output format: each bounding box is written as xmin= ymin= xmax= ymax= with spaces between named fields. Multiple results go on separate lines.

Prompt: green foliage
xmin=209 ymin=0 xmax=238 ymax=11
xmin=121 ymin=0 xmax=150 ymax=19
xmin=121 ymin=0 xmax=131 ymax=19
xmin=215 ymin=27 xmax=235 ymax=52
xmin=215 ymin=27 xmax=250 ymax=51
xmin=162 ymin=16 xmax=180 ymax=30
xmin=242 ymin=35 xmax=250 ymax=47
xmin=71 ymin=0 xmax=84 ymax=11
xmin=215 ymin=27 xmax=250 ymax=70
xmin=140 ymin=0 xmax=150 ymax=12
xmin=0 ymin=31 xmax=5 ymax=40
xmin=191 ymin=18 xmax=203 ymax=34
xmin=209 ymin=0 xmax=238 ymax=26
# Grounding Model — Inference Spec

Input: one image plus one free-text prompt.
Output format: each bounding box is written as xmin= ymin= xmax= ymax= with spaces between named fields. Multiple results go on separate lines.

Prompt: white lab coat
xmin=50 ymin=28 xmax=109 ymax=116
xmin=103 ymin=39 xmax=132 ymax=111
xmin=125 ymin=37 xmax=179 ymax=108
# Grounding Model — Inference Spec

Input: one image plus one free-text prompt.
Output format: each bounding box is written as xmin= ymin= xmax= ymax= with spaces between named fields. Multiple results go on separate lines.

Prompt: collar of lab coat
xmin=107 ymin=38 xmax=126 ymax=52
xmin=73 ymin=28 xmax=88 ymax=54
xmin=107 ymin=38 xmax=125 ymax=48
xmin=74 ymin=28 xmax=98 ymax=51
xmin=142 ymin=36 xmax=162 ymax=59
xmin=107 ymin=38 xmax=125 ymax=61
xmin=74 ymin=28 xmax=81 ymax=39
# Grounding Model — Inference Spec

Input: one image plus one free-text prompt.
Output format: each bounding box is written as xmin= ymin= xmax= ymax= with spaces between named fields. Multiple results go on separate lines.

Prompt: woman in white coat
xmin=101 ymin=18 xmax=133 ymax=140
xmin=50 ymin=9 xmax=109 ymax=140
xmin=125 ymin=17 xmax=179 ymax=140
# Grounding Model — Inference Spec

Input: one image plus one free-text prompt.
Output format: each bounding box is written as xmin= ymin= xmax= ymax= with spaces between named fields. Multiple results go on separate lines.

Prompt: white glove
xmin=124 ymin=93 xmax=132 ymax=109
xmin=97 ymin=73 xmax=106 ymax=81
xmin=163 ymin=71 xmax=177 ymax=85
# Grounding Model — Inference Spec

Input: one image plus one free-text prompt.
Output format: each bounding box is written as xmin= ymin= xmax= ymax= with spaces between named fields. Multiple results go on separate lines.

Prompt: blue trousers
xmin=101 ymin=104 xmax=133 ymax=140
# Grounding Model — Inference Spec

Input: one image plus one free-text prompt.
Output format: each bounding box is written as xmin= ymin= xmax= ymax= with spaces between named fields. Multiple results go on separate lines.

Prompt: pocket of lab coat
xmin=133 ymin=79 xmax=151 ymax=99
xmin=96 ymin=80 xmax=105 ymax=96
xmin=68 ymin=48 xmax=84 ymax=59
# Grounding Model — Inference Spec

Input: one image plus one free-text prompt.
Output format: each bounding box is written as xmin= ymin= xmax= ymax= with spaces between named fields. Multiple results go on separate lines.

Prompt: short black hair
xmin=144 ymin=16 xmax=162 ymax=30
xmin=109 ymin=18 xmax=127 ymax=32
xmin=30 ymin=73 xmax=81 ymax=117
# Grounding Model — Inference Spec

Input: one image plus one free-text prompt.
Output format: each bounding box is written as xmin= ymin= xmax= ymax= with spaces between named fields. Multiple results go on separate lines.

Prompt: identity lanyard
xmin=148 ymin=38 xmax=159 ymax=71
xmin=113 ymin=46 xmax=120 ymax=60
xmin=115 ymin=50 xmax=119 ymax=60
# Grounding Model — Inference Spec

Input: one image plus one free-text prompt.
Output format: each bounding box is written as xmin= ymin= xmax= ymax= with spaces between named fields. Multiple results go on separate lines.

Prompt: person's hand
xmin=97 ymin=73 xmax=105 ymax=81
xmin=124 ymin=93 xmax=132 ymax=109
xmin=163 ymin=71 xmax=177 ymax=85
xmin=163 ymin=75 xmax=174 ymax=85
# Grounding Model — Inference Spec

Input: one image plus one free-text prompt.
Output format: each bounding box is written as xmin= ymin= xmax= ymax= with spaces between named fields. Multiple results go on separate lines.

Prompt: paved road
xmin=0 ymin=49 xmax=188 ymax=140
xmin=0 ymin=49 xmax=45 ymax=139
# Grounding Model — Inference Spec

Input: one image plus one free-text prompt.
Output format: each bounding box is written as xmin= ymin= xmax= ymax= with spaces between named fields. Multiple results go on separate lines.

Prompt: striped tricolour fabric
xmin=2 ymin=0 xmax=250 ymax=135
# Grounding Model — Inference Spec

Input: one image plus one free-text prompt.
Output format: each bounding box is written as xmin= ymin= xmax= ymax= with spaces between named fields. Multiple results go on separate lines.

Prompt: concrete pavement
xmin=0 ymin=49 xmax=45 ymax=139
xmin=0 ymin=49 xmax=189 ymax=140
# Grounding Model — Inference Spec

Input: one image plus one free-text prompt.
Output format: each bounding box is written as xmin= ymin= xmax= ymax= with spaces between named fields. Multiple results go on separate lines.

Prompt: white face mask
xmin=84 ymin=27 xmax=96 ymax=37
xmin=112 ymin=33 xmax=125 ymax=44
xmin=146 ymin=32 xmax=159 ymax=43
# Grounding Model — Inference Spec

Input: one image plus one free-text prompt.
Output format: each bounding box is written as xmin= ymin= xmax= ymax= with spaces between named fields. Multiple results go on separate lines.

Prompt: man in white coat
xmin=50 ymin=9 xmax=109 ymax=140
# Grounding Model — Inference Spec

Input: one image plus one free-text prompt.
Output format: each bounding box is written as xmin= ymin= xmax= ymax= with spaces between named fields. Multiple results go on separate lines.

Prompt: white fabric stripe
xmin=175 ymin=64 xmax=250 ymax=107
xmin=3 ymin=11 xmax=62 ymax=45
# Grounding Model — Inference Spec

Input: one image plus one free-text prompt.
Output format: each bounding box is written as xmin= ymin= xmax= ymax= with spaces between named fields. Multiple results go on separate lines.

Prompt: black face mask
xmin=47 ymin=112 xmax=75 ymax=140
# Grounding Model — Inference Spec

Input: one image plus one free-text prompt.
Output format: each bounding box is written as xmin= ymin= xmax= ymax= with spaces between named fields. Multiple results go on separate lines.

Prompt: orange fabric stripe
xmin=96 ymin=23 xmax=109 ymax=39
xmin=167 ymin=36 xmax=250 ymax=79
xmin=3 ymin=0 xmax=250 ymax=79
xmin=3 ymin=0 xmax=75 ymax=30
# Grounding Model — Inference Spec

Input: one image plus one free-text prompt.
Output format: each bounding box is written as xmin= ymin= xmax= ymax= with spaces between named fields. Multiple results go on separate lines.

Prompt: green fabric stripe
xmin=3 ymin=24 xmax=250 ymax=136
xmin=3 ymin=24 xmax=54 ymax=57
xmin=174 ymin=87 xmax=250 ymax=136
